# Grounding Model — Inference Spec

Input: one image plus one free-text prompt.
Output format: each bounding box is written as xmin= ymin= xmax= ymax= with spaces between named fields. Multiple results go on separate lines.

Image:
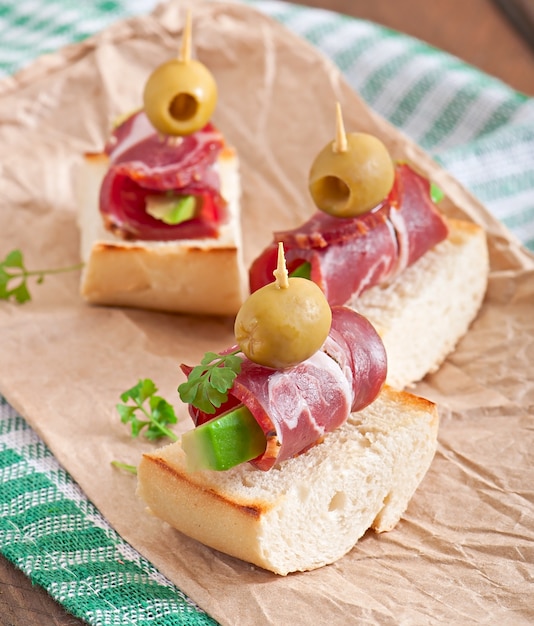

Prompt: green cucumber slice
xmin=146 ymin=194 xmax=196 ymax=225
xmin=289 ymin=261 xmax=311 ymax=280
xmin=430 ymin=182 xmax=445 ymax=204
xmin=181 ymin=404 xmax=267 ymax=471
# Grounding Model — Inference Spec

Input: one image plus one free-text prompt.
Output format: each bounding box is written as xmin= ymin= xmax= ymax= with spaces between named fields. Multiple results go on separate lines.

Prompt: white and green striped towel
xmin=1 ymin=1 xmax=533 ymax=625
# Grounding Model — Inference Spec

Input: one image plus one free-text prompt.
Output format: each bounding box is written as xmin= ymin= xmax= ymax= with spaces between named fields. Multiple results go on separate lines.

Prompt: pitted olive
xmin=308 ymin=107 xmax=395 ymax=217
xmin=143 ymin=58 xmax=217 ymax=136
xmin=235 ymin=244 xmax=331 ymax=369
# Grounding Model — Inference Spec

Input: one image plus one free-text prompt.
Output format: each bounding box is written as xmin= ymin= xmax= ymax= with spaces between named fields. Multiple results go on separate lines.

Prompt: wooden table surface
xmin=1 ymin=1 xmax=533 ymax=625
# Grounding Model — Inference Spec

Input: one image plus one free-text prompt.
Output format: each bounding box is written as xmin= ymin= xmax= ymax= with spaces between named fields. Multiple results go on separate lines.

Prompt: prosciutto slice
xmin=99 ymin=111 xmax=227 ymax=241
xmin=249 ymin=164 xmax=449 ymax=304
xmin=182 ymin=306 xmax=387 ymax=471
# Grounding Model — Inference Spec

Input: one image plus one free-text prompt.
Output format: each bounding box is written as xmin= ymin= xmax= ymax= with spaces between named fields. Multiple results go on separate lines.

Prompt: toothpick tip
xmin=273 ymin=242 xmax=289 ymax=289
xmin=179 ymin=8 xmax=192 ymax=62
xmin=333 ymin=101 xmax=348 ymax=153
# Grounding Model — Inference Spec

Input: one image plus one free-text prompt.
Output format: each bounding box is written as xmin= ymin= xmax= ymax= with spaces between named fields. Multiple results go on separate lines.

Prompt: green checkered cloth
xmin=0 ymin=1 xmax=533 ymax=625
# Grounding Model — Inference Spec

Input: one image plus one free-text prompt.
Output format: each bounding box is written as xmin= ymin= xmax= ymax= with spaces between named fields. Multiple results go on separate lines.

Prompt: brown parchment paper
xmin=1 ymin=1 xmax=533 ymax=624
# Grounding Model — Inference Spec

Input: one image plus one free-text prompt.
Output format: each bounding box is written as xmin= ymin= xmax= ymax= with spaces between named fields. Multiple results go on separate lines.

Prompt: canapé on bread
xmin=137 ymin=386 xmax=438 ymax=576
xmin=352 ymin=218 xmax=489 ymax=389
xmin=248 ymin=123 xmax=490 ymax=390
xmin=76 ymin=144 xmax=247 ymax=316
xmin=76 ymin=9 xmax=248 ymax=316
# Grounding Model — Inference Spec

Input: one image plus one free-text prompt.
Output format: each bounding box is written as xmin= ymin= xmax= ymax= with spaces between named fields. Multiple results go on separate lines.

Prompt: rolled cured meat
xmin=249 ymin=164 xmax=449 ymax=305
xmin=99 ymin=110 xmax=228 ymax=241
xmin=181 ymin=306 xmax=387 ymax=471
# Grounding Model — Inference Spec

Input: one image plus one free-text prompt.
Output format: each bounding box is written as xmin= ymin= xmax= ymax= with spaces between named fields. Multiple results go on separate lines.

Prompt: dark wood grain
xmin=0 ymin=554 xmax=85 ymax=626
xmin=2 ymin=1 xmax=533 ymax=625
xmin=492 ymin=0 xmax=534 ymax=54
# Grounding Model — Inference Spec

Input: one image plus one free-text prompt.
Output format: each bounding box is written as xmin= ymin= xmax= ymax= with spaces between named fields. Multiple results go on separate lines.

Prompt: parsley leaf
xmin=178 ymin=349 xmax=242 ymax=414
xmin=0 ymin=249 xmax=84 ymax=303
xmin=112 ymin=378 xmax=179 ymax=475
xmin=116 ymin=379 xmax=178 ymax=442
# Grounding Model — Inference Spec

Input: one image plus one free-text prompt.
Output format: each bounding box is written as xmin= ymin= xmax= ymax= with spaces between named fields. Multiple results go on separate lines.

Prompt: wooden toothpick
xmin=179 ymin=8 xmax=192 ymax=63
xmin=333 ymin=102 xmax=348 ymax=153
xmin=273 ymin=242 xmax=289 ymax=289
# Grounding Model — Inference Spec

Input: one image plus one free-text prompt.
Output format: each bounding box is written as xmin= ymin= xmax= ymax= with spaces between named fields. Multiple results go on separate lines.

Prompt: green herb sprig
xmin=113 ymin=379 xmax=179 ymax=475
xmin=117 ymin=379 xmax=179 ymax=442
xmin=110 ymin=460 xmax=138 ymax=475
xmin=178 ymin=349 xmax=243 ymax=414
xmin=0 ymin=249 xmax=84 ymax=303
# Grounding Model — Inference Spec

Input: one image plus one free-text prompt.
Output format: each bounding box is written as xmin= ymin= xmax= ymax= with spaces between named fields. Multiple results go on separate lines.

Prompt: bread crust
xmin=353 ymin=217 xmax=489 ymax=389
xmin=76 ymin=146 xmax=247 ymax=316
xmin=137 ymin=386 xmax=439 ymax=575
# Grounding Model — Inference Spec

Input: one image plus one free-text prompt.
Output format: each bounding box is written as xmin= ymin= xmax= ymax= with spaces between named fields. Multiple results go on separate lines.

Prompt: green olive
xmin=308 ymin=132 xmax=395 ymax=217
xmin=234 ymin=277 xmax=332 ymax=369
xmin=143 ymin=58 xmax=217 ymax=136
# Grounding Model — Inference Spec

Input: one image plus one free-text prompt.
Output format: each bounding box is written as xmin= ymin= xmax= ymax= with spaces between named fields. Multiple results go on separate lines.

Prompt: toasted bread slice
xmin=137 ymin=386 xmax=438 ymax=576
xmin=76 ymin=146 xmax=247 ymax=316
xmin=351 ymin=219 xmax=489 ymax=389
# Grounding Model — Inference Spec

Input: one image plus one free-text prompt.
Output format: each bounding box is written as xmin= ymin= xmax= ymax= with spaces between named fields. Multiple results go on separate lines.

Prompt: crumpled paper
xmin=0 ymin=1 xmax=533 ymax=624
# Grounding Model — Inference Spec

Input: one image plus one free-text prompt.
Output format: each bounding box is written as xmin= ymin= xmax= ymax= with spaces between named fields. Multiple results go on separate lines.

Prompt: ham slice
xmin=99 ymin=111 xmax=227 ymax=241
xmin=182 ymin=306 xmax=387 ymax=471
xmin=249 ymin=164 xmax=449 ymax=304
